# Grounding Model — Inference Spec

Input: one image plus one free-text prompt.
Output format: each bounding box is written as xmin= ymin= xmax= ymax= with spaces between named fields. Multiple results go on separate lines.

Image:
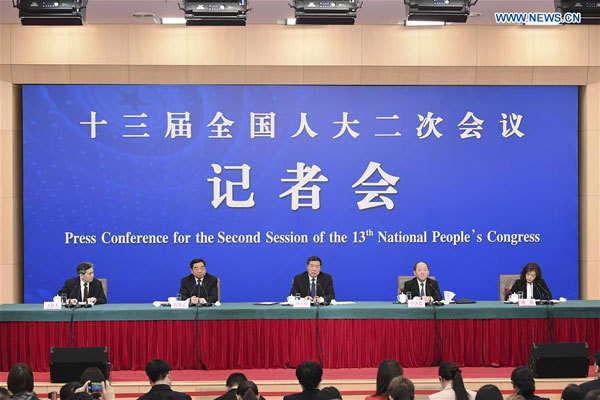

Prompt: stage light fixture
xmin=180 ymin=0 xmax=250 ymax=26
xmin=290 ymin=0 xmax=363 ymax=25
xmin=13 ymin=0 xmax=88 ymax=25
xmin=555 ymin=0 xmax=600 ymax=24
xmin=404 ymin=0 xmax=476 ymax=24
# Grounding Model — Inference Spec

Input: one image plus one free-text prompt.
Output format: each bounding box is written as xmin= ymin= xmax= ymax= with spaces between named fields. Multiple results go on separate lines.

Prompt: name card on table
xmin=518 ymin=299 xmax=536 ymax=307
xmin=171 ymin=300 xmax=189 ymax=309
xmin=407 ymin=299 xmax=426 ymax=308
xmin=43 ymin=302 xmax=62 ymax=310
xmin=293 ymin=299 xmax=311 ymax=308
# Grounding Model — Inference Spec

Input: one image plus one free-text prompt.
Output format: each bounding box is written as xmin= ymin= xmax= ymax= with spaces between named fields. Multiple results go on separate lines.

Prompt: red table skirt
xmin=1 ymin=318 xmax=599 ymax=371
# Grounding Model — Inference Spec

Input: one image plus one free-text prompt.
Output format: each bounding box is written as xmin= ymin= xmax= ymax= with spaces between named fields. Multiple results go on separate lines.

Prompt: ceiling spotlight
xmin=180 ymin=0 xmax=250 ymax=26
xmin=404 ymin=0 xmax=477 ymax=24
xmin=555 ymin=0 xmax=599 ymax=25
xmin=290 ymin=0 xmax=363 ymax=25
xmin=13 ymin=0 xmax=88 ymax=25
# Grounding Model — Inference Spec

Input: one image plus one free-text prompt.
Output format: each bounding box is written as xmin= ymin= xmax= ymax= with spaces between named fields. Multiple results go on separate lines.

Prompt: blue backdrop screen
xmin=23 ymin=85 xmax=578 ymax=303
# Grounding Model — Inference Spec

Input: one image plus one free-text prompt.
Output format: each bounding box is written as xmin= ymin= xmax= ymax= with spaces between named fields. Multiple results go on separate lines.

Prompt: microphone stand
xmin=314 ymin=282 xmax=327 ymax=367
xmin=428 ymin=283 xmax=444 ymax=365
xmin=192 ymin=278 xmax=208 ymax=369
xmin=200 ymin=282 xmax=213 ymax=307
xmin=534 ymin=281 xmax=554 ymax=342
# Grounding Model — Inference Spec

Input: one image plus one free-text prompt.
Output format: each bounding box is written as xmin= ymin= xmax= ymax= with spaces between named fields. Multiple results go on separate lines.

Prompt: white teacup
xmin=509 ymin=293 xmax=519 ymax=303
xmin=397 ymin=293 xmax=408 ymax=304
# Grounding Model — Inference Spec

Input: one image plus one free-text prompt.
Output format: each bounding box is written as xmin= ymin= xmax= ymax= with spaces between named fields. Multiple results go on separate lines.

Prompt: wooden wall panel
xmin=70 ymin=65 xmax=130 ymax=84
xmin=476 ymin=26 xmax=534 ymax=67
xmin=129 ymin=25 xmax=187 ymax=65
xmin=245 ymin=66 xmax=303 ymax=84
xmin=532 ymin=66 xmax=588 ymax=85
xmin=418 ymin=66 xmax=476 ymax=84
xmin=10 ymin=64 xmax=70 ymax=84
xmin=10 ymin=25 xmax=69 ymax=64
xmin=188 ymin=26 xmax=246 ymax=65
xmin=69 ymin=25 xmax=129 ymax=65
xmin=419 ymin=25 xmax=476 ymax=66
xmin=361 ymin=26 xmax=419 ymax=66
xmin=188 ymin=65 xmax=245 ymax=84
xmin=246 ymin=26 xmax=303 ymax=66
xmin=533 ymin=26 xmax=589 ymax=66
xmin=475 ymin=67 xmax=533 ymax=85
xmin=303 ymin=66 xmax=361 ymax=84
xmin=0 ymin=130 xmax=19 ymax=199
xmin=588 ymin=26 xmax=599 ymax=67
xmin=360 ymin=66 xmax=419 ymax=84
xmin=129 ymin=65 xmax=188 ymax=83
xmin=0 ymin=80 xmax=19 ymax=130
xmin=303 ymin=25 xmax=361 ymax=66
xmin=0 ymin=24 xmax=10 ymax=65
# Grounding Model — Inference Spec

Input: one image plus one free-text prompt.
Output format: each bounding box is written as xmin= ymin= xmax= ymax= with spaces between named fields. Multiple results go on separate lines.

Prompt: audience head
xmin=438 ymin=362 xmax=469 ymax=400
xmin=236 ymin=381 xmax=259 ymax=400
xmin=583 ymin=391 xmax=600 ymax=400
xmin=387 ymin=376 xmax=415 ymax=400
xmin=60 ymin=382 xmax=83 ymax=400
xmin=562 ymin=384 xmax=583 ymax=400
xmin=475 ymin=385 xmax=503 ymax=400
xmin=374 ymin=360 xmax=404 ymax=396
xmin=7 ymin=363 xmax=34 ymax=395
xmin=595 ymin=349 xmax=600 ymax=377
xmin=0 ymin=387 xmax=9 ymax=400
xmin=145 ymin=359 xmax=171 ymax=385
xmin=80 ymin=367 xmax=105 ymax=385
xmin=316 ymin=387 xmax=342 ymax=400
xmin=226 ymin=373 xmax=248 ymax=389
xmin=70 ymin=393 xmax=94 ymax=400
xmin=511 ymin=367 xmax=535 ymax=397
xmin=296 ymin=361 xmax=323 ymax=390
xmin=520 ymin=263 xmax=542 ymax=283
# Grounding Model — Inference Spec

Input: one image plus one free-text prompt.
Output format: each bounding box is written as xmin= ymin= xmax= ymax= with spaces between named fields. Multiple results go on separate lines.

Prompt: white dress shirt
xmin=79 ymin=279 xmax=88 ymax=301
xmin=527 ymin=282 xmax=534 ymax=299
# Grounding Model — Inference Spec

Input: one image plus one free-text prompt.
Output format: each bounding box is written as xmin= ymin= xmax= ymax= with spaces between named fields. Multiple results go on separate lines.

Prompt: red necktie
xmin=83 ymin=283 xmax=89 ymax=302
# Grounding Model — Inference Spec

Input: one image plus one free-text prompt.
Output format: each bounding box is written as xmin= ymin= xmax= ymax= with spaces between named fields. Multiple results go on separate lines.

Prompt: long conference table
xmin=1 ymin=301 xmax=599 ymax=372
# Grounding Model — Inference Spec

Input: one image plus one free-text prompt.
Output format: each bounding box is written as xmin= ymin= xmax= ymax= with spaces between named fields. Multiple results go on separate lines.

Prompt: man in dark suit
xmin=403 ymin=261 xmax=441 ymax=302
xmin=284 ymin=361 xmax=322 ymax=400
xmin=214 ymin=373 xmax=247 ymax=400
xmin=138 ymin=359 xmax=191 ymax=400
xmin=290 ymin=256 xmax=335 ymax=304
xmin=59 ymin=262 xmax=107 ymax=305
xmin=179 ymin=258 xmax=219 ymax=305
xmin=580 ymin=350 xmax=600 ymax=395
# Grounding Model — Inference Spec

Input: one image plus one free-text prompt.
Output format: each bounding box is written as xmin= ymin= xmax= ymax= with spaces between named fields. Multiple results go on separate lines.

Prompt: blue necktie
xmin=420 ymin=283 xmax=425 ymax=297
xmin=310 ymin=278 xmax=316 ymax=298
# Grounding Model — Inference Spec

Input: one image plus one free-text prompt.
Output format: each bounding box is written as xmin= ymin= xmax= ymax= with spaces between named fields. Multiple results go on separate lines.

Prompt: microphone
xmin=428 ymin=281 xmax=444 ymax=306
xmin=200 ymin=280 xmax=213 ymax=306
xmin=189 ymin=279 xmax=200 ymax=307
xmin=534 ymin=281 xmax=552 ymax=302
xmin=66 ymin=281 xmax=81 ymax=308
xmin=316 ymin=282 xmax=331 ymax=306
